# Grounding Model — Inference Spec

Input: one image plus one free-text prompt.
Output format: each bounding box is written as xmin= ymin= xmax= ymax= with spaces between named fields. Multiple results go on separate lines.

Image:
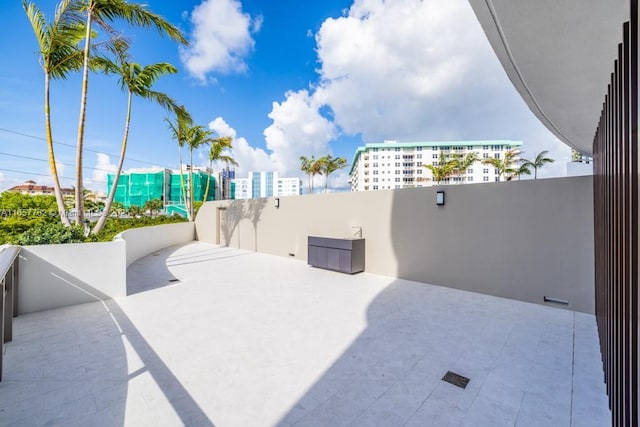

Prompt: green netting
xmin=107 ymin=170 xmax=168 ymax=208
xmin=107 ymin=170 xmax=215 ymax=208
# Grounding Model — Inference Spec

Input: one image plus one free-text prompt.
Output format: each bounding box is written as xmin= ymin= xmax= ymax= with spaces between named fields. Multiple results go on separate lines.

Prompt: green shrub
xmin=17 ymin=222 xmax=86 ymax=245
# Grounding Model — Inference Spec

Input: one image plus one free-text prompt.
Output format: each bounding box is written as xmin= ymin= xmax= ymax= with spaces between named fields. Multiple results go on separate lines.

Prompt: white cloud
xmin=261 ymin=0 xmax=572 ymax=182
xmin=180 ymin=0 xmax=258 ymax=83
xmin=263 ymin=90 xmax=337 ymax=176
xmin=86 ymin=153 xmax=117 ymax=192
xmin=208 ymin=117 xmax=274 ymax=176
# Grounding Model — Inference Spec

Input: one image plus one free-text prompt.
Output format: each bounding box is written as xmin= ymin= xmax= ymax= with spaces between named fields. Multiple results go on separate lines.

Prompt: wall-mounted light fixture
xmin=436 ymin=190 xmax=445 ymax=206
xmin=274 ymin=197 xmax=280 ymax=208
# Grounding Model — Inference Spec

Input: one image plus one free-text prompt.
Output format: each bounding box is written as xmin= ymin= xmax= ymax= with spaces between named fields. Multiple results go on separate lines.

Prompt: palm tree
xmin=73 ymin=0 xmax=188 ymax=225
xmin=481 ymin=149 xmax=521 ymax=181
xmin=128 ymin=204 xmax=143 ymax=217
xmin=110 ymin=200 xmax=125 ymax=217
xmin=202 ymin=137 xmax=238 ymax=204
xmin=299 ymin=155 xmax=315 ymax=194
xmin=91 ymin=45 xmax=179 ymax=234
xmin=184 ymin=124 xmax=212 ymax=220
xmin=511 ymin=163 xmax=532 ymax=180
xmin=319 ymin=155 xmax=348 ymax=192
xmin=520 ymin=150 xmax=554 ymax=179
xmin=166 ymin=105 xmax=193 ymax=213
xmin=24 ymin=0 xmax=85 ymax=226
xmin=143 ymin=198 xmax=163 ymax=218
xmin=423 ymin=151 xmax=463 ymax=184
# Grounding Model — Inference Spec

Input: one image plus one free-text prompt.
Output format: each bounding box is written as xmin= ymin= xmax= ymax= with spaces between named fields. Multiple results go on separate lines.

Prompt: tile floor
xmin=0 ymin=242 xmax=610 ymax=426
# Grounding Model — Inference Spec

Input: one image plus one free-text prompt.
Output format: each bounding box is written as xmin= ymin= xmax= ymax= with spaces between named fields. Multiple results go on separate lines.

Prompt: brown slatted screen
xmin=593 ymin=2 xmax=639 ymax=425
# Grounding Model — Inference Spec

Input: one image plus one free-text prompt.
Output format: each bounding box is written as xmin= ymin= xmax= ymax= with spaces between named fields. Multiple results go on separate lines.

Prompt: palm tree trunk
xmin=534 ymin=167 xmax=538 ymax=179
xmin=44 ymin=72 xmax=71 ymax=227
xmin=202 ymin=160 xmax=212 ymax=204
xmin=188 ymin=148 xmax=194 ymax=221
xmin=325 ymin=172 xmax=329 ymax=193
xmin=74 ymin=7 xmax=94 ymax=226
xmin=92 ymin=91 xmax=132 ymax=235
xmin=178 ymin=146 xmax=187 ymax=208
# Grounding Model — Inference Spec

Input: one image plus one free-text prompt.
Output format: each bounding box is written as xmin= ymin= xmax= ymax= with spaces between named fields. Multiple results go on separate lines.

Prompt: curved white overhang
xmin=468 ymin=0 xmax=628 ymax=155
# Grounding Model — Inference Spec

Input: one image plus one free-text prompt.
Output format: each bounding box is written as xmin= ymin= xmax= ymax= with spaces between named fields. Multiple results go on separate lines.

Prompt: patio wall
xmin=116 ymin=222 xmax=195 ymax=267
xmin=195 ymin=176 xmax=595 ymax=313
xmin=18 ymin=241 xmax=126 ymax=314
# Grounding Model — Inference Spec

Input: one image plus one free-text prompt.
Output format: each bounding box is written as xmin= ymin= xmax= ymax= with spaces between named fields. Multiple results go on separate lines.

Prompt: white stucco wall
xmin=116 ymin=222 xmax=195 ymax=267
xmin=196 ymin=176 xmax=595 ymax=313
xmin=18 ymin=241 xmax=126 ymax=314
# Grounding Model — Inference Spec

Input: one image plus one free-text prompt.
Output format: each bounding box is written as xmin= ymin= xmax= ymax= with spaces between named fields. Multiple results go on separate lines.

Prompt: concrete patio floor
xmin=1 ymin=242 xmax=610 ymax=426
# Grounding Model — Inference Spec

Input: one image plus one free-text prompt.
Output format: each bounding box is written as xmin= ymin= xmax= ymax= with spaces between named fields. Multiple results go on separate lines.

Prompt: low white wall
xmin=195 ymin=177 xmax=595 ymax=313
xmin=117 ymin=222 xmax=195 ymax=267
xmin=18 ymin=241 xmax=126 ymax=314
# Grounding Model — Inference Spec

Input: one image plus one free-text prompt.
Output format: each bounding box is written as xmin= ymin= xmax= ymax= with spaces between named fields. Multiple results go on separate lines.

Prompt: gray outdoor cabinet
xmin=307 ymin=236 xmax=365 ymax=274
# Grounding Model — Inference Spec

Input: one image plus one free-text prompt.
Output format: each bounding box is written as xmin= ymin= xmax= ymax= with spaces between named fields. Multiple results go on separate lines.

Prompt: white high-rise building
xmin=232 ymin=171 xmax=302 ymax=199
xmin=349 ymin=140 xmax=523 ymax=192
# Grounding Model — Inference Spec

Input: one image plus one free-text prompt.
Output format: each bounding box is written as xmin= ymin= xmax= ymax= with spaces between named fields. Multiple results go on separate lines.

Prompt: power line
xmin=0 ymin=167 xmax=107 ymax=184
xmin=0 ymin=151 xmax=117 ymax=174
xmin=0 ymin=127 xmax=175 ymax=169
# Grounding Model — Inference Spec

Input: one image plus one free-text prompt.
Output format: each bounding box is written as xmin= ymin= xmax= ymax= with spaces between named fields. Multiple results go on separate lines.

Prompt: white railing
xmin=0 ymin=245 xmax=20 ymax=381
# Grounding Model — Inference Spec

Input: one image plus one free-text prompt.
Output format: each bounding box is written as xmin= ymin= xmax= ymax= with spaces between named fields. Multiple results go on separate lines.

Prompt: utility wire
xmin=0 ymin=127 xmax=175 ymax=169
xmin=0 ymin=167 xmax=107 ymax=184
xmin=0 ymin=151 xmax=116 ymax=174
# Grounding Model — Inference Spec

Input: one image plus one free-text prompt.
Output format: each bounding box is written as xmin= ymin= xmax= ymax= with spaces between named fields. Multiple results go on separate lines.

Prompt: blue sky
xmin=0 ymin=0 xmax=571 ymax=193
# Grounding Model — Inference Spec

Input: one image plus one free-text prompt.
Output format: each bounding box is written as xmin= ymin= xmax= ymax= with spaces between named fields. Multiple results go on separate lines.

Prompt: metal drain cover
xmin=442 ymin=371 xmax=470 ymax=389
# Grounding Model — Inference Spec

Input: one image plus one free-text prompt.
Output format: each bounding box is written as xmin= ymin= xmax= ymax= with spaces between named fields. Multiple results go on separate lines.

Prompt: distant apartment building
xmin=5 ymin=180 xmax=74 ymax=197
xmin=232 ymin=171 xmax=302 ymax=199
xmin=349 ymin=140 xmax=523 ymax=191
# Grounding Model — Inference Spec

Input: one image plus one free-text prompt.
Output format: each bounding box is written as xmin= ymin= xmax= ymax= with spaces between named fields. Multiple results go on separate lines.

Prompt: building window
xmin=467 ymin=146 xmax=473 ymax=150
xmin=417 ymin=161 xmax=422 ymax=166
xmin=373 ymin=148 xmax=379 ymax=152
xmin=495 ymin=169 xmax=499 ymax=174
xmin=483 ymin=176 xmax=489 ymax=182
xmin=395 ymin=155 xmax=401 ymax=159
xmin=416 ymin=154 xmax=422 ymax=159
xmin=395 ymin=148 xmax=400 ymax=152
xmin=433 ymin=146 xmax=439 ymax=151
xmin=433 ymin=162 xmax=438 ymax=166
xmin=373 ymin=185 xmax=378 ymax=190
xmin=467 ymin=168 xmax=473 ymax=174
xmin=373 ymin=170 xmax=378 ymax=175
xmin=373 ymin=155 xmax=378 ymax=160
xmin=483 ymin=145 xmax=489 ymax=150
xmin=483 ymin=153 xmax=489 ymax=158
xmin=373 ymin=163 xmax=378 ymax=167
xmin=495 ymin=177 xmax=500 ymax=182
xmin=395 ymin=162 xmax=401 ymax=167
xmin=416 ymin=147 xmax=422 ymax=151
xmin=432 ymin=153 xmax=438 ymax=158
xmin=395 ymin=170 xmax=400 ymax=174
xmin=417 ymin=169 xmax=422 ymax=174
xmin=483 ymin=168 xmax=489 ymax=173
xmin=395 ymin=177 xmax=401 ymax=182
xmin=494 ymin=153 xmax=500 ymax=159
xmin=468 ymin=177 xmax=474 ymax=182
xmin=373 ymin=178 xmax=378 ymax=182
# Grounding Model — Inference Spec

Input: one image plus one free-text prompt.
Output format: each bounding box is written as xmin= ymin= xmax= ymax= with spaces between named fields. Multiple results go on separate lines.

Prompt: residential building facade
xmin=5 ymin=180 xmax=74 ymax=197
xmin=349 ymin=140 xmax=522 ymax=192
xmin=232 ymin=171 xmax=302 ymax=199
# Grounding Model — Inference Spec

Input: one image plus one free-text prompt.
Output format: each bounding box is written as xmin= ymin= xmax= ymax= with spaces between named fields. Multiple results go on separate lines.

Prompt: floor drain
xmin=442 ymin=371 xmax=470 ymax=389
xmin=168 ymin=279 xmax=180 ymax=283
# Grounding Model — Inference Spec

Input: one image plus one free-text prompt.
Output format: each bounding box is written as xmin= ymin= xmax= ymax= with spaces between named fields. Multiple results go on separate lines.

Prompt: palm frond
xmin=93 ymin=0 xmax=188 ymax=45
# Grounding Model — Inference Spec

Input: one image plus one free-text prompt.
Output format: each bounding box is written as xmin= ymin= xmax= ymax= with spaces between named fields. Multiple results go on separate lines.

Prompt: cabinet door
xmin=316 ymin=246 xmax=329 ymax=269
xmin=338 ymin=249 xmax=352 ymax=273
xmin=327 ymin=248 xmax=340 ymax=271
xmin=308 ymin=245 xmax=317 ymax=266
